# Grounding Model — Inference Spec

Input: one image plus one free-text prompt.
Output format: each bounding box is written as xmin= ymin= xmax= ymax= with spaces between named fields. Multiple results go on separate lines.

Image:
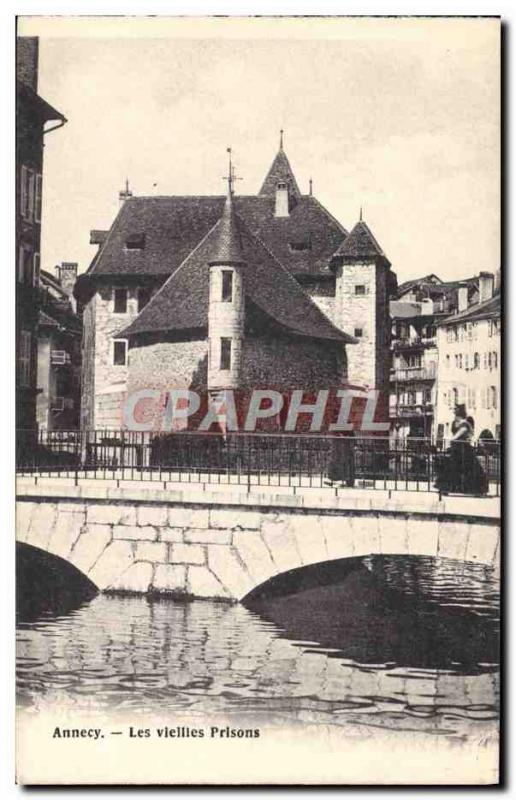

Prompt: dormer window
xmin=277 ymin=181 xmax=287 ymax=190
xmin=289 ymin=238 xmax=311 ymax=252
xmin=125 ymin=233 xmax=145 ymax=250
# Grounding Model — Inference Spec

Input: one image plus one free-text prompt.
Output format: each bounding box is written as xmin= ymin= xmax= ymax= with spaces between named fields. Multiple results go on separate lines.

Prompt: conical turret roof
xmin=206 ymin=190 xmax=246 ymax=266
xmin=332 ymin=219 xmax=388 ymax=263
xmin=259 ymin=144 xmax=301 ymax=198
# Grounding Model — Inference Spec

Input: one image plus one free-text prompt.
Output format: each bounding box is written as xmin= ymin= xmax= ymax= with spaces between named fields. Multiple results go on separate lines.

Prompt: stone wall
xmin=16 ymin=481 xmax=500 ymax=602
xmin=128 ymin=335 xmax=208 ymax=395
xmin=241 ymin=332 xmax=344 ymax=390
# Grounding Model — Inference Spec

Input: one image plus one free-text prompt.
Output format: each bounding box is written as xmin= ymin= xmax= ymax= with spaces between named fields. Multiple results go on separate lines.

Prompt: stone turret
xmin=331 ymin=216 xmax=392 ymax=404
xmin=207 ymin=162 xmax=246 ymax=392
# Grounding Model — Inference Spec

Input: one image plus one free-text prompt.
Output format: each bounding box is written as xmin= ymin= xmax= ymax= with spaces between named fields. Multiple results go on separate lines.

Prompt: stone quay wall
xmin=16 ymin=478 xmax=500 ymax=603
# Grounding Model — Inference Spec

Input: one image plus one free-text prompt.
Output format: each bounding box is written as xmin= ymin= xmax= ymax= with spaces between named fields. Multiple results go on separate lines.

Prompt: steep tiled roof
xmin=81 ymin=194 xmax=347 ymax=282
xmin=121 ymin=211 xmax=354 ymax=344
xmin=332 ymin=219 xmax=388 ymax=263
xmin=259 ymin=148 xmax=301 ymax=198
xmin=438 ymin=292 xmax=501 ymax=326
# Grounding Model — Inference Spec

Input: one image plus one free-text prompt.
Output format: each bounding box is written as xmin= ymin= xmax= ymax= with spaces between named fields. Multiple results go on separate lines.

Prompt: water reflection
xmin=17 ymin=556 xmax=499 ymax=737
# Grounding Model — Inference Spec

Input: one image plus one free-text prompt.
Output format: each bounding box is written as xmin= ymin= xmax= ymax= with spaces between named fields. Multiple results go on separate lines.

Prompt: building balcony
xmin=389 ymin=402 xmax=434 ymax=419
xmin=392 ymin=336 xmax=435 ymax=352
xmin=51 ymin=350 xmax=71 ymax=366
xmin=390 ymin=366 xmax=436 ymax=382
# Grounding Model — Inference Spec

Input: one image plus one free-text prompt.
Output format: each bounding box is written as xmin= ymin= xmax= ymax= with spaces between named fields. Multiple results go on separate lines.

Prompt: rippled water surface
xmin=17 ymin=556 xmax=500 ymax=738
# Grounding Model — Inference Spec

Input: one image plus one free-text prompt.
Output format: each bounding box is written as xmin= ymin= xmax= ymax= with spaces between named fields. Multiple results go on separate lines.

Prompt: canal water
xmin=16 ymin=555 xmax=499 ymax=740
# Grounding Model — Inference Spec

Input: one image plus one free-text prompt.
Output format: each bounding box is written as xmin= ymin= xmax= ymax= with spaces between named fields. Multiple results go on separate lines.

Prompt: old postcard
xmin=15 ymin=15 xmax=501 ymax=785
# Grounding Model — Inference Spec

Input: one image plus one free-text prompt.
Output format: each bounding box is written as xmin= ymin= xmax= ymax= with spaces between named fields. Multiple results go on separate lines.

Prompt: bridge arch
xmin=16 ymin=491 xmax=500 ymax=604
xmin=16 ymin=542 xmax=98 ymax=620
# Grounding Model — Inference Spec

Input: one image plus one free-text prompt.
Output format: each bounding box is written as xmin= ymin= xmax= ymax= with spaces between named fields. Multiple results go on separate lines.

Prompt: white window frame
xmin=18 ymin=244 xmax=33 ymax=284
xmin=33 ymin=252 xmax=40 ymax=285
xmin=112 ymin=338 xmax=128 ymax=367
xmin=19 ymin=330 xmax=31 ymax=387
xmin=20 ymin=166 xmax=35 ymax=222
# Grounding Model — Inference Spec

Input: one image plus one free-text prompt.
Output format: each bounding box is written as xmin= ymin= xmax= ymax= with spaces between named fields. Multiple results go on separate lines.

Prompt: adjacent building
xmin=75 ymin=139 xmax=397 ymax=430
xmin=434 ymin=273 xmax=501 ymax=442
xmin=16 ymin=37 xmax=66 ymax=436
xmin=390 ymin=272 xmax=500 ymax=441
xmin=36 ymin=264 xmax=82 ymax=431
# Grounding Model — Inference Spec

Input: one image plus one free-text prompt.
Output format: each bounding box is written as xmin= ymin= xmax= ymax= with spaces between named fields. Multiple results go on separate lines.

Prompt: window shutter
xmin=35 ymin=174 xmax=43 ymax=223
xmin=27 ymin=169 xmax=35 ymax=221
xmin=20 ymin=166 xmax=28 ymax=218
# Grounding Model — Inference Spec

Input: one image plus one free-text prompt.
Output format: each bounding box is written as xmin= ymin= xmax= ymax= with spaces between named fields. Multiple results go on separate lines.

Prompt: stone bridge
xmin=16 ymin=477 xmax=500 ymax=602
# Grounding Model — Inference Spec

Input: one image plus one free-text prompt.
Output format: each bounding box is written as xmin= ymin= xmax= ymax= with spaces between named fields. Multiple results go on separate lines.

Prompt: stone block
xmin=322 ymin=515 xmax=355 ymax=560
xmin=290 ymin=514 xmax=328 ymax=565
xmin=261 ymin=517 xmax=303 ymax=573
xmin=170 ymin=542 xmax=206 ymax=565
xmin=159 ymin=527 xmax=184 ymax=543
xmin=168 ymin=506 xmax=209 ymax=529
xmin=207 ymin=544 xmax=254 ymax=600
xmin=152 ymin=564 xmax=187 ymax=594
xmin=113 ymin=525 xmax=157 ymax=541
xmin=379 ymin=515 xmax=409 ymax=555
xmin=47 ymin=511 xmax=85 ymax=561
xmin=187 ymin=566 xmax=230 ymax=600
xmin=135 ymin=541 xmax=168 ymax=563
xmin=406 ymin=518 xmax=439 ymax=557
xmin=27 ymin=503 xmax=57 ymax=551
xmin=108 ymin=561 xmax=153 ymax=593
xmin=16 ymin=501 xmax=33 ymax=543
xmin=184 ymin=528 xmax=232 ymax=545
xmin=69 ymin=524 xmax=112 ymax=575
xmin=348 ymin=515 xmax=380 ymax=558
xmin=88 ymin=540 xmax=134 ymax=590
xmin=233 ymin=530 xmax=277 ymax=585
xmin=437 ymin=520 xmax=470 ymax=562
xmin=86 ymin=503 xmax=136 ymax=526
xmin=209 ymin=508 xmax=261 ymax=530
xmin=465 ymin=524 xmax=499 ymax=565
xmin=137 ymin=504 xmax=169 ymax=527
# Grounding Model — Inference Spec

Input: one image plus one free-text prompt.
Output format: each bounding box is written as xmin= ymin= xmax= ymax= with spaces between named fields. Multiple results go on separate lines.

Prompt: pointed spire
xmin=259 ymin=137 xmax=301 ymax=198
xmin=309 ymin=178 xmax=313 ymax=196
xmin=279 ymin=129 xmax=284 ymax=150
xmin=359 ymin=205 xmax=363 ymax=222
xmin=207 ymin=151 xmax=246 ymax=266
xmin=119 ymin=177 xmax=133 ymax=207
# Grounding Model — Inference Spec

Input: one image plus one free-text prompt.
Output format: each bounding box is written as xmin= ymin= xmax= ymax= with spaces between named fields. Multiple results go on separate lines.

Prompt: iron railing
xmin=16 ymin=429 xmax=501 ymax=496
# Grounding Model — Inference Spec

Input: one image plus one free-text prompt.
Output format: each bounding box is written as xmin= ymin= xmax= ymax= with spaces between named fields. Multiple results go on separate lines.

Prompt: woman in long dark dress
xmin=435 ymin=404 xmax=487 ymax=495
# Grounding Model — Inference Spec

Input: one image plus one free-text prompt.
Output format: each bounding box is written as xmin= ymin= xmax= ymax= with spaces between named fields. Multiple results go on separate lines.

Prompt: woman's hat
xmin=454 ymin=403 xmax=467 ymax=416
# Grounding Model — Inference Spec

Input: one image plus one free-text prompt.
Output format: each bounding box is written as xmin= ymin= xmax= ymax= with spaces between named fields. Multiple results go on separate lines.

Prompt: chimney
xmin=479 ymin=271 xmax=494 ymax=303
xmin=56 ymin=262 xmax=78 ymax=308
xmin=275 ymin=181 xmax=289 ymax=218
xmin=16 ymin=37 xmax=39 ymax=91
xmin=457 ymin=285 xmax=469 ymax=313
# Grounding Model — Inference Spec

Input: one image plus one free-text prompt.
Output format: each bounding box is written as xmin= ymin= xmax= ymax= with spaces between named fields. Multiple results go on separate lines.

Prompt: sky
xmin=21 ymin=17 xmax=500 ymax=284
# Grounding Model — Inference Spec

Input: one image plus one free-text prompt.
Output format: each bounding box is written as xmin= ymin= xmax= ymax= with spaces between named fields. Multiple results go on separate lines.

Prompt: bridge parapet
xmin=16 ymin=477 xmax=500 ymax=602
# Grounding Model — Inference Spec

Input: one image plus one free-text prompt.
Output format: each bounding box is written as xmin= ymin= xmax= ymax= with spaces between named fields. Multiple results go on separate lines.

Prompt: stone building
xmin=36 ymin=264 xmax=82 ymax=431
xmin=75 ymin=139 xmax=397 ymax=430
xmin=16 ymin=36 xmax=66 ymax=437
xmin=434 ymin=273 xmax=500 ymax=442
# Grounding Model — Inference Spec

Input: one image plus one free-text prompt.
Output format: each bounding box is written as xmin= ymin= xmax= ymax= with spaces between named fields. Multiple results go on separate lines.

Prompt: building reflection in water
xmin=16 ymin=556 xmax=499 ymax=736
